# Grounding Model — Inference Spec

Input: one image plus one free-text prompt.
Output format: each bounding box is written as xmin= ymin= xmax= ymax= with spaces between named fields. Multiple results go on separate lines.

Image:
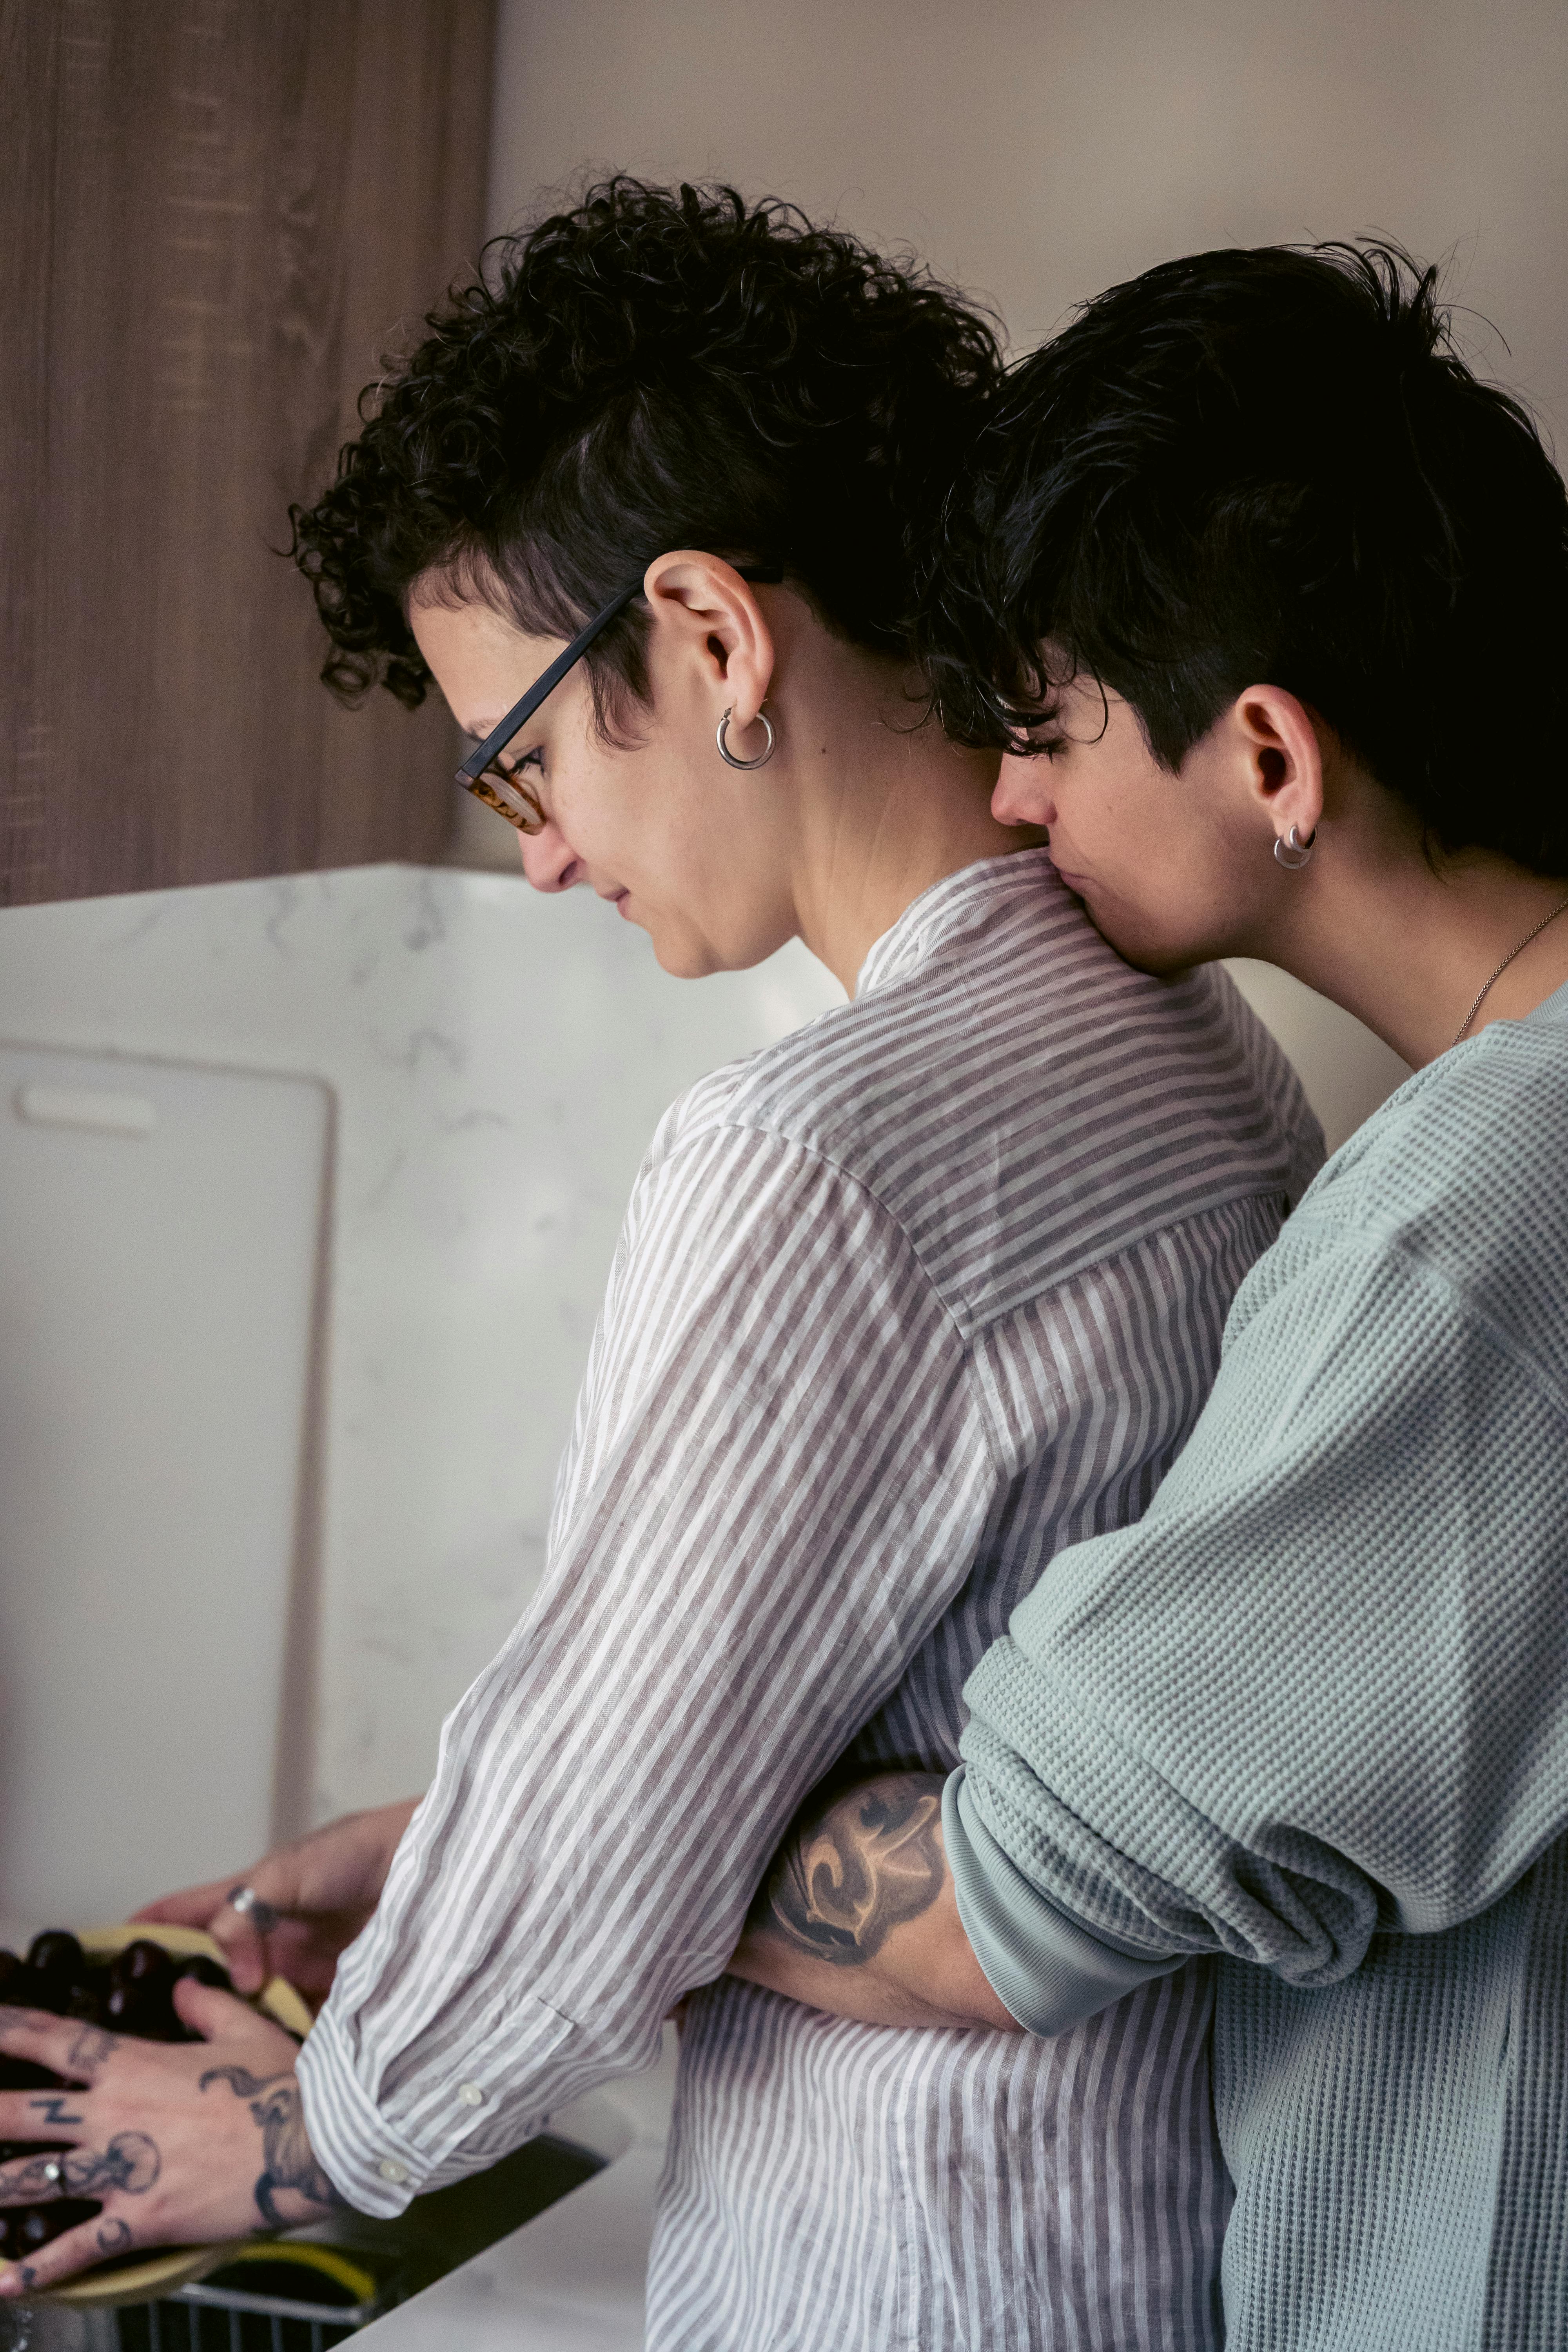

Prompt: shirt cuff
xmin=296 ymin=2003 xmax=431 ymax=2217
xmin=296 ymin=1980 xmax=582 ymax=2216
xmin=942 ymin=1769 xmax=1183 ymax=2036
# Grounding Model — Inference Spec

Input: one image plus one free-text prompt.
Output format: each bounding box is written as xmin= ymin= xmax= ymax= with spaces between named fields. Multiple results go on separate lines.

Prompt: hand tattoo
xmin=65 ymin=2133 xmax=160 ymax=2197
xmin=96 ymin=2218 xmax=133 ymax=2256
xmin=66 ymin=2025 xmax=118 ymax=2074
xmin=755 ymin=1773 xmax=947 ymax=1965
xmin=200 ymin=2066 xmax=347 ymax=2225
xmin=0 ymin=2133 xmax=161 ymax=2201
xmin=26 ymin=2096 xmax=83 ymax=2129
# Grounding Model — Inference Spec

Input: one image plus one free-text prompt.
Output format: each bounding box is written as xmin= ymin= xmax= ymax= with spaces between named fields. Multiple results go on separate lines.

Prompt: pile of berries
xmin=0 ymin=1929 xmax=233 ymax=2266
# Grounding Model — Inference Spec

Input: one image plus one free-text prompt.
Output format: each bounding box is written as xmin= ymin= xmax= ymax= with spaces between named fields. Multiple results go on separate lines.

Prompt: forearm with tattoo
xmin=198 ymin=2066 xmax=347 ymax=2226
xmin=748 ymin=1772 xmax=949 ymax=1964
xmin=732 ymin=1770 xmax=1019 ymax=2033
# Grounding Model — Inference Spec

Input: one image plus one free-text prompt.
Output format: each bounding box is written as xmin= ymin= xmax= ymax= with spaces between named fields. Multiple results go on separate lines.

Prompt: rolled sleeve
xmin=943 ymin=1771 xmax=1180 ymax=2036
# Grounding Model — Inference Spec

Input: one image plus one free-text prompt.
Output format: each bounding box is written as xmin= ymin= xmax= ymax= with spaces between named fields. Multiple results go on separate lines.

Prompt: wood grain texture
xmin=0 ymin=0 xmax=495 ymax=906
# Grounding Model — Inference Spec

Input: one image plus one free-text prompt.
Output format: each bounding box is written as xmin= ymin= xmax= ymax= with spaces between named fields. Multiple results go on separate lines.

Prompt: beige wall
xmin=478 ymin=0 xmax=1568 ymax=1145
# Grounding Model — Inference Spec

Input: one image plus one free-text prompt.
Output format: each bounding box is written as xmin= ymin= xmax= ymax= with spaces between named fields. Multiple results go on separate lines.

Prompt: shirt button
xmin=457 ymin=2081 xmax=485 ymax=2108
xmin=377 ymin=2158 xmax=410 ymax=2185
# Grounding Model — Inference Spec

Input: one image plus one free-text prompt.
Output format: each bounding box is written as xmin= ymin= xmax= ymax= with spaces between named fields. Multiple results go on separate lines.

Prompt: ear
xmin=1228 ymin=685 xmax=1326 ymax=853
xmin=642 ymin=552 xmax=777 ymax=733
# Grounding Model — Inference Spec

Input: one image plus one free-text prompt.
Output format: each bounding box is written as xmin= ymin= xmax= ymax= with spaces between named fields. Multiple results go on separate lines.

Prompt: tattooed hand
xmin=0 ymin=1982 xmax=350 ymax=2298
xmin=730 ymin=1771 xmax=1021 ymax=2034
xmin=197 ymin=2065 xmax=346 ymax=2229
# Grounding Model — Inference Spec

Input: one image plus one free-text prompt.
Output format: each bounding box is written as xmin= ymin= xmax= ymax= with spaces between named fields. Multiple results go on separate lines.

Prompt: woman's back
xmin=643 ymin=849 xmax=1320 ymax=2350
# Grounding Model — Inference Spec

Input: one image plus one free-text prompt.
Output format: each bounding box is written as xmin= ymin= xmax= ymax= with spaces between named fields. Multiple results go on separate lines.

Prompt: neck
xmin=1255 ymin=794 xmax=1568 ymax=1066
xmin=788 ymin=662 xmax=1039 ymax=995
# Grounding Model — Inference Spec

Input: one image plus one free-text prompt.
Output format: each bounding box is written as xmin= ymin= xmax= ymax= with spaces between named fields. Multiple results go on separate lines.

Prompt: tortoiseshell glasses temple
xmin=454 ymin=564 xmax=784 ymax=831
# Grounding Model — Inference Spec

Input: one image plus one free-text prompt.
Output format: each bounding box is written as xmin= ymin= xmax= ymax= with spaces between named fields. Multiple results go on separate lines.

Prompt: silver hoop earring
xmin=1273 ymin=824 xmax=1316 ymax=870
xmin=717 ymin=706 xmax=775 ymax=771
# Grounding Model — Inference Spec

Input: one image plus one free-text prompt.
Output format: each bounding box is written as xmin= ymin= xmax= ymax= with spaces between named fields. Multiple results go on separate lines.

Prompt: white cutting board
xmin=0 ymin=1042 xmax=328 ymax=1926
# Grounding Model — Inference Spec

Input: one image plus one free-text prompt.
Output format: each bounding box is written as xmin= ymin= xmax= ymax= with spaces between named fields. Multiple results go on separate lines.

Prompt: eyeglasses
xmin=454 ymin=563 xmax=785 ymax=833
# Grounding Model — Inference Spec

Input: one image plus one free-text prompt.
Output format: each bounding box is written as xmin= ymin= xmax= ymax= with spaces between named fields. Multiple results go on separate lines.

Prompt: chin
xmin=650 ymin=933 xmax=722 ymax=980
xmin=647 ymin=913 xmax=782 ymax=981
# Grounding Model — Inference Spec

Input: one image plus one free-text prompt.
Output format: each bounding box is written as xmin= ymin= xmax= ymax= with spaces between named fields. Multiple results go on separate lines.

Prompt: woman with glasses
xmin=1 ymin=183 xmax=1319 ymax=2346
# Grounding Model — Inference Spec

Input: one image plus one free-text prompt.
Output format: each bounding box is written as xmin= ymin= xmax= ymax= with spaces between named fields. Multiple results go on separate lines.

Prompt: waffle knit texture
xmin=955 ymin=973 xmax=1568 ymax=2351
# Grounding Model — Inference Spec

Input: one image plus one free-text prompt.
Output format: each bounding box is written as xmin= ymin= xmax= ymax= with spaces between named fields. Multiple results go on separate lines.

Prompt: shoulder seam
xmin=645 ymin=1111 xmax=974 ymax=1352
xmin=1273 ymin=1207 xmax=1568 ymax=1428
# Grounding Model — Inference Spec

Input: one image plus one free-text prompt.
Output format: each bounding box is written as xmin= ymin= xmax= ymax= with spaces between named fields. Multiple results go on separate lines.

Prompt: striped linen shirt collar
xmin=854 ymin=845 xmax=1060 ymax=999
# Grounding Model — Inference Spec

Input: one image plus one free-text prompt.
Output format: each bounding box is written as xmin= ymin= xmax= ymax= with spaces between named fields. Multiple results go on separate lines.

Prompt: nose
xmin=992 ymin=753 xmax=1056 ymax=831
xmin=518 ymin=822 xmax=584 ymax=893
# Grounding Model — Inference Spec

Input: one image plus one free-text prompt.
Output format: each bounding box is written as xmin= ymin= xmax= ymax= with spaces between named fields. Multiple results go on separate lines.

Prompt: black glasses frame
xmin=454 ymin=563 xmax=784 ymax=831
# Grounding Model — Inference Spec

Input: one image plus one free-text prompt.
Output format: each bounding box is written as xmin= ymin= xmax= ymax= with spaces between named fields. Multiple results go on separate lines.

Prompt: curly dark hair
xmin=290 ymin=178 xmax=1002 ymax=735
xmin=923 ymin=241 xmax=1568 ymax=876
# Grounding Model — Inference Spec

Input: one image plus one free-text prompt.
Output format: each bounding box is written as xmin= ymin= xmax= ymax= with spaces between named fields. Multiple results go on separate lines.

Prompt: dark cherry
xmin=105 ymin=1982 xmax=176 ymax=2041
xmin=25 ymin=1931 xmax=84 ymax=1980
xmin=106 ymin=1941 xmax=178 ymax=2038
xmin=0 ymin=2056 xmax=65 ymax=2091
xmin=19 ymin=1936 xmax=96 ymax=2021
xmin=172 ymin=1953 xmax=232 ymax=1994
xmin=111 ymin=1940 xmax=172 ymax=1990
xmin=64 ymin=1976 xmax=107 ymax=2023
xmin=103 ymin=1982 xmax=140 ymax=2034
xmin=16 ymin=2198 xmax=96 ymax=2254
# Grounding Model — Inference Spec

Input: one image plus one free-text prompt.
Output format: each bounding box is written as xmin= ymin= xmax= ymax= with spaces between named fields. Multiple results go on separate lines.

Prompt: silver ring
xmin=716 ymin=706 xmax=775 ymax=770
xmin=226 ymin=1884 xmax=281 ymax=1935
xmin=41 ymin=2158 xmax=67 ymax=2192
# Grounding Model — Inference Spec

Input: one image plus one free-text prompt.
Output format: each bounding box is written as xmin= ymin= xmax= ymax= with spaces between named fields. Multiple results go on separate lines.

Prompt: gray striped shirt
xmin=298 ymin=849 xmax=1323 ymax=2348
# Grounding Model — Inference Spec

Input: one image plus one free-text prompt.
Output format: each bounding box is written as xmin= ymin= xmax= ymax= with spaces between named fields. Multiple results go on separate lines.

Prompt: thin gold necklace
xmin=1450 ymin=896 xmax=1568 ymax=1051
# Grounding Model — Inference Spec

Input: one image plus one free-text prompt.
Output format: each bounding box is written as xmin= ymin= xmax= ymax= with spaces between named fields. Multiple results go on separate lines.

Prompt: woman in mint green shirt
xmin=730 ymin=243 xmax=1568 ymax=2350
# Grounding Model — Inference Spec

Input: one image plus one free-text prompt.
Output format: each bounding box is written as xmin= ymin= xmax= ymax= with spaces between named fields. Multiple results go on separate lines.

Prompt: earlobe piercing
xmin=717 ymin=706 xmax=776 ymax=771
xmin=1273 ymin=824 xmax=1316 ymax=870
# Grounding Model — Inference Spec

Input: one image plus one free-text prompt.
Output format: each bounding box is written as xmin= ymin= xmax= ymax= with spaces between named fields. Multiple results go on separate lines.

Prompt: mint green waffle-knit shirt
xmin=948 ymin=975 xmax=1568 ymax=2352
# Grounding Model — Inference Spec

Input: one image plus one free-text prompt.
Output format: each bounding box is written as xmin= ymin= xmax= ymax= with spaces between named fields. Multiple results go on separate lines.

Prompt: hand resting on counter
xmin=728 ymin=1771 xmax=1019 ymax=2033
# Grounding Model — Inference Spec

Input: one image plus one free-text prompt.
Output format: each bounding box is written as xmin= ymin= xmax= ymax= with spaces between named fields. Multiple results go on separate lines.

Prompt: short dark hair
xmin=924 ymin=242 xmax=1568 ymax=875
xmin=290 ymin=178 xmax=1002 ymax=734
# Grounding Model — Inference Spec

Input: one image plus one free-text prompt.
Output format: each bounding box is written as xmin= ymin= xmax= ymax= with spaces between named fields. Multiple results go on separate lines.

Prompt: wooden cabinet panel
xmin=1 ymin=0 xmax=495 ymax=906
